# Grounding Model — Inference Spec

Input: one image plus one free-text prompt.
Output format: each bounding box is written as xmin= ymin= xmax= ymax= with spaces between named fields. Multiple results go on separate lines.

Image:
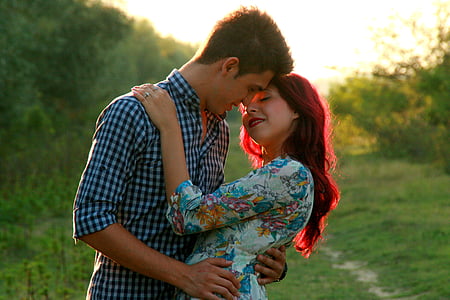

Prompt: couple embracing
xmin=73 ymin=6 xmax=339 ymax=300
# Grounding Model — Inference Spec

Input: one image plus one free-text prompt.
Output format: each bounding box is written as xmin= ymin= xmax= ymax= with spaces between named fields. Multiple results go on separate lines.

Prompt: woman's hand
xmin=132 ymin=84 xmax=178 ymax=132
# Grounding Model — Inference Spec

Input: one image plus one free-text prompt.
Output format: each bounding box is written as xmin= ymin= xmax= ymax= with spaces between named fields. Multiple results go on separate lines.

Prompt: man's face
xmin=206 ymin=70 xmax=274 ymax=115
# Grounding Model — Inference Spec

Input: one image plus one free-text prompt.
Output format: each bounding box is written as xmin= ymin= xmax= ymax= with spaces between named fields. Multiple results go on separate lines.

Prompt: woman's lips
xmin=248 ymin=118 xmax=264 ymax=128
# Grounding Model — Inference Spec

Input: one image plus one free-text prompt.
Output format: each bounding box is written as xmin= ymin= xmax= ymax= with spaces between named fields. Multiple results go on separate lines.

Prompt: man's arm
xmin=79 ymin=223 xmax=240 ymax=300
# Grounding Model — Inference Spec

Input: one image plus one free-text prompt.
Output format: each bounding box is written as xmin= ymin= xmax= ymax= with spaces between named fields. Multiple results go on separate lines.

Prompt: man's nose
xmin=242 ymin=95 xmax=252 ymax=107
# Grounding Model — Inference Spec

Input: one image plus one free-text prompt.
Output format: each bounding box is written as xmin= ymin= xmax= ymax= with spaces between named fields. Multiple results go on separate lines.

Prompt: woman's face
xmin=241 ymin=84 xmax=298 ymax=150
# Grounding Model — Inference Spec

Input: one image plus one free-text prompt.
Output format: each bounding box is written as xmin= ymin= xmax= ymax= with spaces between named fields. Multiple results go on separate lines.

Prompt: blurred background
xmin=0 ymin=0 xmax=448 ymax=299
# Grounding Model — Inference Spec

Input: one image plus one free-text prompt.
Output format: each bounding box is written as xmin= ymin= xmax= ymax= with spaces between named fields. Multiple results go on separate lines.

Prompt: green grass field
xmin=266 ymin=154 xmax=449 ymax=300
xmin=0 ymin=147 xmax=448 ymax=299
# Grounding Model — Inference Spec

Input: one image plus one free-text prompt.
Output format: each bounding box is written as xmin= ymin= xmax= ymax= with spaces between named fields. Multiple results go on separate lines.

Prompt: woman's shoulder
xmin=253 ymin=157 xmax=314 ymax=204
xmin=267 ymin=157 xmax=313 ymax=187
xmin=267 ymin=157 xmax=311 ymax=175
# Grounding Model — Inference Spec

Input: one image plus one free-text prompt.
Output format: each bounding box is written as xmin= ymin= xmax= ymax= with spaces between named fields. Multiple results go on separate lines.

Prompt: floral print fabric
xmin=167 ymin=157 xmax=314 ymax=299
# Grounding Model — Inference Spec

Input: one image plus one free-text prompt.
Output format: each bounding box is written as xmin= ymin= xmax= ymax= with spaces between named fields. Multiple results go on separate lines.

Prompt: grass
xmin=266 ymin=154 xmax=449 ymax=299
xmin=0 ymin=173 xmax=92 ymax=300
xmin=267 ymin=249 xmax=379 ymax=300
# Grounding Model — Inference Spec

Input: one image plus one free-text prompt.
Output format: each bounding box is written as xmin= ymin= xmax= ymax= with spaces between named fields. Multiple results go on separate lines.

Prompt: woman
xmin=132 ymin=73 xmax=339 ymax=299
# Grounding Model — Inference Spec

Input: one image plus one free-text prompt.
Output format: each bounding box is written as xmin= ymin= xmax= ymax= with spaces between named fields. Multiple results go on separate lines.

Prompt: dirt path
xmin=321 ymin=247 xmax=419 ymax=299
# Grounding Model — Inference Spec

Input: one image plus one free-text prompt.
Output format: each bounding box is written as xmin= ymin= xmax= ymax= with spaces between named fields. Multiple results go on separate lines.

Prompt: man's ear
xmin=221 ymin=57 xmax=240 ymax=75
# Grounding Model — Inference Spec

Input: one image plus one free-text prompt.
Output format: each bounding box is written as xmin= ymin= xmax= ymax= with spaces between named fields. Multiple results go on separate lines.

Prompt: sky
xmin=118 ymin=0 xmax=437 ymax=81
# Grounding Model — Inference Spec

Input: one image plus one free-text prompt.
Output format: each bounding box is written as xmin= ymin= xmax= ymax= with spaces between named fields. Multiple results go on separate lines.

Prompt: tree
xmin=371 ymin=0 xmax=449 ymax=80
xmin=329 ymin=1 xmax=449 ymax=170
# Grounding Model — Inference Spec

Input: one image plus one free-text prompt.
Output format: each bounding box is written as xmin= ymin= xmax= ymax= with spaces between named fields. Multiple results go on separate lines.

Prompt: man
xmin=73 ymin=6 xmax=294 ymax=299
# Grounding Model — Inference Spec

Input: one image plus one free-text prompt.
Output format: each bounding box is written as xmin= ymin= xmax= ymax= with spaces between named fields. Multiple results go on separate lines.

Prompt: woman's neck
xmin=261 ymin=147 xmax=283 ymax=166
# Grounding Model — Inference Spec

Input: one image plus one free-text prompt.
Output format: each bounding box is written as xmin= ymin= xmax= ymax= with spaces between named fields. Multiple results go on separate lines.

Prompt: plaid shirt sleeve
xmin=73 ymin=96 xmax=150 ymax=238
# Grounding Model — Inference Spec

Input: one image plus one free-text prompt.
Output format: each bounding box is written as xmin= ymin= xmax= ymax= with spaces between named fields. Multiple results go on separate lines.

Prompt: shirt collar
xmin=164 ymin=69 xmax=227 ymax=121
xmin=165 ymin=69 xmax=199 ymax=110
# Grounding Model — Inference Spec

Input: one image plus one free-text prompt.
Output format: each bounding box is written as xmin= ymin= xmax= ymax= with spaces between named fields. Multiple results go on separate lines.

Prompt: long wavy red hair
xmin=239 ymin=73 xmax=340 ymax=258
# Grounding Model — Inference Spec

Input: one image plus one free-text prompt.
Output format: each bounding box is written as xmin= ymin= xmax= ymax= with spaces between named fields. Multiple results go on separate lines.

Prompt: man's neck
xmin=179 ymin=60 xmax=222 ymax=143
xmin=179 ymin=60 xmax=223 ymax=112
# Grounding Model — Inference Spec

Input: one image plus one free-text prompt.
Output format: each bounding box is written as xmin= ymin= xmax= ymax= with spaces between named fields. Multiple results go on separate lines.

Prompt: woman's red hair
xmin=240 ymin=73 xmax=340 ymax=258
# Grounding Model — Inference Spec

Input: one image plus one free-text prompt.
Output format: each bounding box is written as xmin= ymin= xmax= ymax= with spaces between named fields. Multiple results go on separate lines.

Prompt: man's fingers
xmin=186 ymin=259 xmax=241 ymax=299
xmin=195 ymin=291 xmax=222 ymax=300
xmin=206 ymin=259 xmax=241 ymax=292
xmin=211 ymin=283 xmax=235 ymax=300
xmin=199 ymin=274 xmax=239 ymax=300
xmin=213 ymin=273 xmax=240 ymax=297
xmin=205 ymin=257 xmax=233 ymax=268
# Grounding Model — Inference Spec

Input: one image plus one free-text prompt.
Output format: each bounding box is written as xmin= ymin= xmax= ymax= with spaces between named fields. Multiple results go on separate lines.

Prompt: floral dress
xmin=166 ymin=157 xmax=314 ymax=299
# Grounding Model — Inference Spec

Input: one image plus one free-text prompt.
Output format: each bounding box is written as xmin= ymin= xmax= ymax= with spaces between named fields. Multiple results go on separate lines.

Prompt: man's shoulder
xmin=95 ymin=92 xmax=148 ymax=130
xmin=99 ymin=92 xmax=144 ymax=117
xmin=110 ymin=92 xmax=140 ymax=108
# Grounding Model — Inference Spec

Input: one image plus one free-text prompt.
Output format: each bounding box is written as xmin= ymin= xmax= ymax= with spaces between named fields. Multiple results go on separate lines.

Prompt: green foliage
xmin=0 ymin=0 xmax=195 ymax=188
xmin=0 ymin=1 xmax=39 ymax=130
xmin=0 ymin=1 xmax=195 ymax=296
xmin=330 ymin=75 xmax=435 ymax=160
xmin=329 ymin=1 xmax=449 ymax=172
xmin=1 ymin=0 xmax=131 ymax=127
xmin=0 ymin=171 xmax=92 ymax=299
xmin=98 ymin=18 xmax=196 ymax=94
xmin=417 ymin=52 xmax=450 ymax=133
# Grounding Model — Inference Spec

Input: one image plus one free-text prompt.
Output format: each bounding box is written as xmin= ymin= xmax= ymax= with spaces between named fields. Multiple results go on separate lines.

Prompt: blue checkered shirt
xmin=73 ymin=70 xmax=230 ymax=299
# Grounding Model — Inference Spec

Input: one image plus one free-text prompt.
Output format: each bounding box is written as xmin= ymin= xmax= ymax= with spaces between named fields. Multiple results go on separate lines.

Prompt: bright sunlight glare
xmin=116 ymin=0 xmax=436 ymax=81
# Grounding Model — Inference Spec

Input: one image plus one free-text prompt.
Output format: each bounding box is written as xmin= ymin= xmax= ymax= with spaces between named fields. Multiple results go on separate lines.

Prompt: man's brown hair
xmin=195 ymin=6 xmax=293 ymax=77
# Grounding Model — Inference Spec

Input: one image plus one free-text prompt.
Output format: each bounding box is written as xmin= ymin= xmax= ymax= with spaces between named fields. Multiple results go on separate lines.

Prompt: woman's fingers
xmin=131 ymin=84 xmax=179 ymax=131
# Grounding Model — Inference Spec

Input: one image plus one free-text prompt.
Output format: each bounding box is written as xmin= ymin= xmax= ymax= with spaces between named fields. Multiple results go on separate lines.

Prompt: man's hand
xmin=255 ymin=245 xmax=287 ymax=285
xmin=179 ymin=258 xmax=241 ymax=300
